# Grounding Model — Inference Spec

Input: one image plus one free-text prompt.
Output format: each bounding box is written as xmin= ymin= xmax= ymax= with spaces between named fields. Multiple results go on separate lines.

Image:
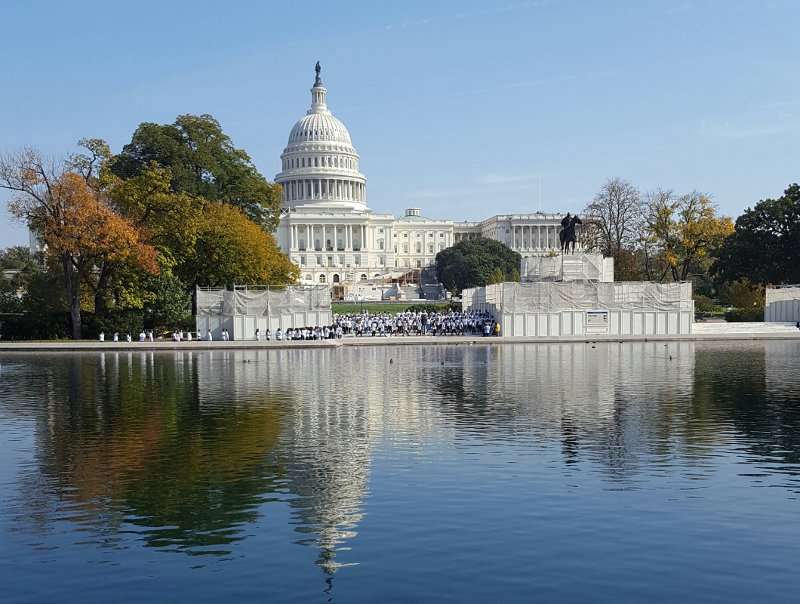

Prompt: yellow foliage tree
xmin=184 ymin=202 xmax=299 ymax=288
xmin=644 ymin=189 xmax=733 ymax=282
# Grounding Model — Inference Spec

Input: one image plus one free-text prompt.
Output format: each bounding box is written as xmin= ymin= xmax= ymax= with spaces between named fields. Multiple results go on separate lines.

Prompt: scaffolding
xmin=521 ymin=253 xmax=613 ymax=283
xmin=765 ymin=285 xmax=800 ymax=322
xmin=462 ymin=281 xmax=694 ymax=336
xmin=197 ymin=285 xmax=331 ymax=317
xmin=196 ymin=285 xmax=332 ymax=340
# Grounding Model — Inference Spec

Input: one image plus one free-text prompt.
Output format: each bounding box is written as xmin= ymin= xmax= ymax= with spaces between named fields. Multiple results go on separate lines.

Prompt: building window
xmin=378 ymin=228 xmax=384 ymax=234
xmin=403 ymin=233 xmax=408 ymax=238
xmin=317 ymin=255 xmax=322 ymax=266
xmin=360 ymin=274 xmax=367 ymax=281
xmin=439 ymin=232 xmax=444 ymax=238
xmin=333 ymin=274 xmax=340 ymax=283
xmin=339 ymin=255 xmax=345 ymax=265
xmin=354 ymin=254 xmax=361 ymax=266
xmin=305 ymin=274 xmax=312 ymax=281
xmin=438 ymin=244 xmax=444 ymax=252
xmin=428 ymin=244 xmax=433 ymax=254
xmin=319 ymin=274 xmax=326 ymax=283
xmin=428 ymin=232 xmax=434 ymax=238
xmin=379 ymin=256 xmax=385 ymax=265
xmin=378 ymin=240 xmax=384 ymax=250
xmin=415 ymin=242 xmax=422 ymax=253
xmin=416 ymin=233 xmax=421 ymax=238
xmin=337 ymin=239 xmax=343 ymax=250
xmin=300 ymin=255 xmax=306 ymax=266
xmin=403 ymin=244 xmax=408 ymax=253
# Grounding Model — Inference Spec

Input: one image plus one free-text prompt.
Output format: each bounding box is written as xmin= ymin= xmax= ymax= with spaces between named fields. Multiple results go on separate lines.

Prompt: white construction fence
xmin=765 ymin=285 xmax=800 ymax=322
xmin=462 ymin=281 xmax=694 ymax=337
xmin=521 ymin=253 xmax=614 ymax=282
xmin=196 ymin=285 xmax=331 ymax=340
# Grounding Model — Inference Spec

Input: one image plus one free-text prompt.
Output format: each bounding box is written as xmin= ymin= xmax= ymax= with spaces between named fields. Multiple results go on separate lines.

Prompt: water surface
xmin=0 ymin=341 xmax=799 ymax=603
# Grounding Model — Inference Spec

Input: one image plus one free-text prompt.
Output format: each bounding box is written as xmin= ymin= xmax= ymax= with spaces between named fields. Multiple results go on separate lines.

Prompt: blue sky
xmin=1 ymin=0 xmax=798 ymax=246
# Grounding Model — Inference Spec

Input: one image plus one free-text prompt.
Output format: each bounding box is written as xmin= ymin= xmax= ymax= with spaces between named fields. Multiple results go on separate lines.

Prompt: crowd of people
xmin=330 ymin=309 xmax=500 ymax=337
xmin=97 ymin=310 xmax=501 ymax=342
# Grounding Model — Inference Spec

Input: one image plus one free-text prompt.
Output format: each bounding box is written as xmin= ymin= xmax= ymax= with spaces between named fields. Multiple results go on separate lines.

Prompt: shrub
xmin=730 ymin=279 xmax=764 ymax=309
xmin=725 ymin=308 xmax=764 ymax=322
xmin=694 ymin=295 xmax=715 ymax=313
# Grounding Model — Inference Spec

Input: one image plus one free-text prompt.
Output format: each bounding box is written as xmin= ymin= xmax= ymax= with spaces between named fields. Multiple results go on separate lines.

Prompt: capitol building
xmin=274 ymin=66 xmax=574 ymax=285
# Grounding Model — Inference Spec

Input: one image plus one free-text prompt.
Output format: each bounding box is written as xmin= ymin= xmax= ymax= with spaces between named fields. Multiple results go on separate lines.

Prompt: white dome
xmin=275 ymin=66 xmax=368 ymax=213
xmin=288 ymin=113 xmax=352 ymax=146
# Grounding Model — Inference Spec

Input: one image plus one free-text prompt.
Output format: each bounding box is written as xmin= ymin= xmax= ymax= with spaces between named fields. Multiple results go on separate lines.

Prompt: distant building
xmin=274 ymin=66 xmax=583 ymax=285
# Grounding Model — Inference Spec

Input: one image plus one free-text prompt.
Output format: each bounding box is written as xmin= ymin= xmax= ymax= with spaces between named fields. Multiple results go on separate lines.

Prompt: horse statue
xmin=559 ymin=213 xmax=582 ymax=254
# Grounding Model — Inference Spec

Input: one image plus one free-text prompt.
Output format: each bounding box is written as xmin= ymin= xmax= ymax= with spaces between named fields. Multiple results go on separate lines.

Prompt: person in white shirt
xmin=255 ymin=328 xmax=260 ymax=341
xmin=148 ymin=330 xmax=154 ymax=342
xmin=186 ymin=330 xmax=192 ymax=342
xmin=113 ymin=332 xmax=119 ymax=342
xmin=99 ymin=332 xmax=105 ymax=342
xmin=265 ymin=329 xmax=270 ymax=341
xmin=126 ymin=333 xmax=132 ymax=342
xmin=139 ymin=331 xmax=146 ymax=342
xmin=276 ymin=329 xmax=282 ymax=341
xmin=207 ymin=329 xmax=213 ymax=341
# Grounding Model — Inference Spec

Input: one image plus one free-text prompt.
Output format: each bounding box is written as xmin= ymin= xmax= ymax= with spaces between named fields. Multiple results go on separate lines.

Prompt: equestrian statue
xmin=559 ymin=213 xmax=582 ymax=254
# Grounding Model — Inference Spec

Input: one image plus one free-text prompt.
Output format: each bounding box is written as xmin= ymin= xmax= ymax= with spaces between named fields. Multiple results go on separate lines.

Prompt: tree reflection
xmin=18 ymin=352 xmax=290 ymax=555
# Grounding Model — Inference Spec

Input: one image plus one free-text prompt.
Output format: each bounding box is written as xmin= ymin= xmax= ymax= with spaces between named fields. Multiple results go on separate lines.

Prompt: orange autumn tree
xmin=0 ymin=145 xmax=158 ymax=339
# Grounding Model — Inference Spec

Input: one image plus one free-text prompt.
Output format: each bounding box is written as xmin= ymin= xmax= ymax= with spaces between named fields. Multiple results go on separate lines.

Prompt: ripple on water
xmin=0 ymin=342 xmax=798 ymax=602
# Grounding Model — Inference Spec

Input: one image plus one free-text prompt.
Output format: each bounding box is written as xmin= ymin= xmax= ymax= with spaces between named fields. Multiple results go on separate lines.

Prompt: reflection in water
xmin=1 ymin=340 xmax=800 ymax=584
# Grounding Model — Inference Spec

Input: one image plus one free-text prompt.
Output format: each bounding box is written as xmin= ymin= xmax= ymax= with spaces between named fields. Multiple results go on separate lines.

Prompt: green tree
xmin=489 ymin=267 xmax=505 ymax=284
xmin=111 ymin=115 xmax=281 ymax=232
xmin=510 ymin=268 xmax=521 ymax=283
xmin=0 ymin=246 xmax=32 ymax=270
xmin=145 ymin=273 xmax=192 ymax=331
xmin=712 ymin=184 xmax=800 ymax=286
xmin=435 ymin=238 xmax=521 ymax=293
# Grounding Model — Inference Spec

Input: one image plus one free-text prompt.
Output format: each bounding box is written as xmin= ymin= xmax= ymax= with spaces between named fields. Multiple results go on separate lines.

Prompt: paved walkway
xmin=693 ymin=321 xmax=800 ymax=334
xmin=1 ymin=324 xmax=799 ymax=352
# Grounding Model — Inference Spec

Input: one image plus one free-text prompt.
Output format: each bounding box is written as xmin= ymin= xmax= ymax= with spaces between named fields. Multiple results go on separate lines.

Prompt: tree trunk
xmin=62 ymin=252 xmax=82 ymax=340
xmin=94 ymin=257 xmax=112 ymax=315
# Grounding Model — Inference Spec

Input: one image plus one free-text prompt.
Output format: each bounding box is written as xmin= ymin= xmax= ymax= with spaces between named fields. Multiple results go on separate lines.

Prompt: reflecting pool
xmin=1 ymin=341 xmax=799 ymax=603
